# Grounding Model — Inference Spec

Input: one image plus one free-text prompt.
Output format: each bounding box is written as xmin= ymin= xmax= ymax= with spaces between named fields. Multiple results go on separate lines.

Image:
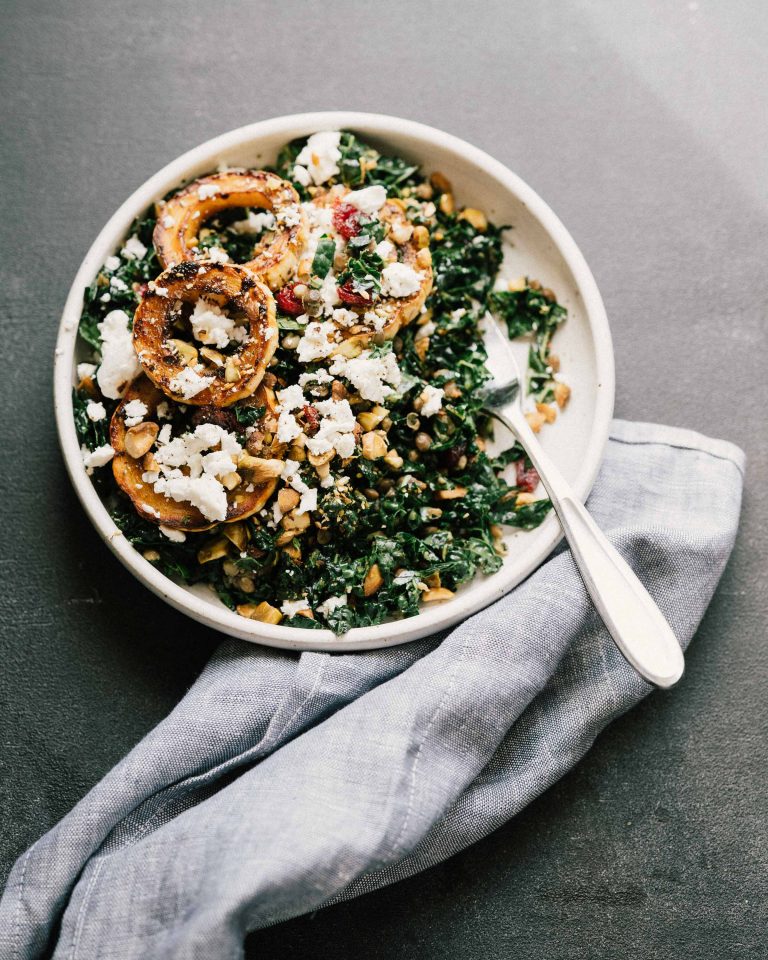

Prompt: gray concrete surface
xmin=1 ymin=1 xmax=766 ymax=957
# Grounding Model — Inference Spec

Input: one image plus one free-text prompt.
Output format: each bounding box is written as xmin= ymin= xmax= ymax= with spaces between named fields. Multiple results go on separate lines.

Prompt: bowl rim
xmin=54 ymin=110 xmax=614 ymax=651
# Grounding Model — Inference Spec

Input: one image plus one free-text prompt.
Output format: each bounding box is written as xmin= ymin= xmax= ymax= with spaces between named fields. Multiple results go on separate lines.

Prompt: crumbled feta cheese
xmin=329 ymin=349 xmax=401 ymax=403
xmin=281 ymin=597 xmax=311 ymax=617
xmin=81 ymin=443 xmax=115 ymax=474
xmin=86 ymin=400 xmax=106 ymax=422
xmin=381 ymin=262 xmax=424 ymax=298
xmin=332 ymin=308 xmax=359 ymax=327
xmin=298 ymin=368 xmax=333 ymax=395
xmin=149 ymin=422 xmax=243 ymax=522
xmin=169 ymin=367 xmax=214 ymax=400
xmin=374 ymin=239 xmax=397 ymax=263
xmin=205 ymin=245 xmax=230 ymax=263
xmin=77 ymin=362 xmax=97 ymax=381
xmin=305 ymin=398 xmax=357 ymax=458
xmin=292 ymin=164 xmax=311 ymax=187
xmin=197 ymin=182 xmax=221 ymax=200
xmin=154 ymin=474 xmax=227 ymax=522
xmin=346 ymin=185 xmax=387 ymax=216
xmin=277 ymin=204 xmax=302 ymax=228
xmin=231 ymin=210 xmax=276 ymax=234
xmin=363 ymin=310 xmax=388 ymax=333
xmin=295 ymin=131 xmax=342 ymax=185
xmin=318 ymin=594 xmax=347 ymax=618
xmin=121 ymin=235 xmax=147 ymax=260
xmin=296 ymin=321 xmax=341 ymax=363
xmin=275 ymin=384 xmax=306 ymax=444
xmin=100 ymin=293 xmax=111 ymax=303
xmin=104 ymin=255 xmax=121 ymax=272
xmin=110 ymin=276 xmax=128 ymax=292
xmin=96 ymin=309 xmax=141 ymax=399
xmin=162 ymin=215 xmax=175 ymax=229
xmin=188 ymin=299 xmax=239 ymax=349
xmin=159 ymin=525 xmax=186 ymax=543
xmin=318 ymin=272 xmax=341 ymax=316
xmin=153 ymin=285 xmax=169 ymax=297
xmin=420 ymin=384 xmax=445 ymax=417
xmin=123 ymin=399 xmax=148 ymax=427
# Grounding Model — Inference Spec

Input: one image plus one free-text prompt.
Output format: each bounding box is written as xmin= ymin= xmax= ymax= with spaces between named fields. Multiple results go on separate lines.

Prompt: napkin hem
xmin=609 ymin=419 xmax=746 ymax=474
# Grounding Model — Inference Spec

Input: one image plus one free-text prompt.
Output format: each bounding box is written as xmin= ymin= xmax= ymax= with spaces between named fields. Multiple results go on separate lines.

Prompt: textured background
xmin=1 ymin=1 xmax=766 ymax=957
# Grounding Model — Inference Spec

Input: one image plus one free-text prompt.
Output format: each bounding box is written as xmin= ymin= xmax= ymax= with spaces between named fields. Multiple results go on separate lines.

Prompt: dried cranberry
xmin=442 ymin=441 xmax=467 ymax=471
xmin=302 ymin=404 xmax=320 ymax=436
xmin=276 ymin=282 xmax=304 ymax=316
xmin=333 ymin=201 xmax=362 ymax=239
xmin=515 ymin=459 xmax=540 ymax=493
xmin=337 ymin=281 xmax=370 ymax=306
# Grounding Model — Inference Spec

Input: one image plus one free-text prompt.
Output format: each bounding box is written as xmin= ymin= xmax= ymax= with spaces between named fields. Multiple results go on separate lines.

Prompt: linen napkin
xmin=0 ymin=420 xmax=744 ymax=960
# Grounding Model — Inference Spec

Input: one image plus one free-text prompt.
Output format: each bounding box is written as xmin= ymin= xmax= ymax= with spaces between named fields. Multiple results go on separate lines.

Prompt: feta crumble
xmin=296 ymin=320 xmax=341 ymax=363
xmin=169 ymin=367 xmax=215 ymax=400
xmin=81 ymin=443 xmax=115 ymax=474
xmin=121 ymin=235 xmax=147 ymax=261
xmin=231 ymin=210 xmax=276 ymax=234
xmin=294 ymin=131 xmax=342 ymax=186
xmin=317 ymin=595 xmax=347 ymax=618
xmin=104 ymin=255 xmax=121 ymax=272
xmin=381 ymin=262 xmax=424 ymax=299
xmin=123 ymin=399 xmax=148 ymax=427
xmin=96 ymin=309 xmax=141 ymax=399
xmin=281 ymin=597 xmax=311 ymax=617
xmin=77 ymin=362 xmax=97 ymax=381
xmin=197 ymin=182 xmax=221 ymax=200
xmin=304 ymin=398 xmax=357 ymax=459
xmin=346 ymin=185 xmax=387 ymax=216
xmin=86 ymin=400 xmax=106 ymax=422
xmin=149 ymin=422 xmax=243 ymax=522
xmin=189 ymin=299 xmax=243 ymax=349
xmin=205 ymin=245 xmax=230 ymax=264
xmin=420 ymin=385 xmax=445 ymax=417
xmin=329 ymin=349 xmax=401 ymax=403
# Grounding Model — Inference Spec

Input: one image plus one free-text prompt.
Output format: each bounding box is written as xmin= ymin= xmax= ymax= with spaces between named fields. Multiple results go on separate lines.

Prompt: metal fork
xmin=480 ymin=315 xmax=684 ymax=689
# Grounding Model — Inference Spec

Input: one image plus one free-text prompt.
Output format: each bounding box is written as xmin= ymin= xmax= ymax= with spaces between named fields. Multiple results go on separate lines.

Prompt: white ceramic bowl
xmin=54 ymin=112 xmax=614 ymax=651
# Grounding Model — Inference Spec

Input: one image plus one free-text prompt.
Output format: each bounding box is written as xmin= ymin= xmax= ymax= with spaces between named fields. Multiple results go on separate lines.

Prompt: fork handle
xmin=495 ymin=404 xmax=684 ymax=689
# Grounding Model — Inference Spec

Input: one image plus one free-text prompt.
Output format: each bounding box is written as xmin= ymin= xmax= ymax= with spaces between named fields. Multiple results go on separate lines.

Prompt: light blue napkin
xmin=0 ymin=420 xmax=744 ymax=960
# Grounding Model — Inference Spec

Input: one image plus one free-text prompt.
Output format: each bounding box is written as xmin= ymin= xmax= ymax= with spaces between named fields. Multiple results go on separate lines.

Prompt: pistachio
xmin=237 ymin=455 xmax=284 ymax=484
xmin=383 ymin=448 xmax=404 ymax=470
xmin=435 ymin=487 xmax=468 ymax=500
xmin=429 ymin=172 xmax=452 ymax=194
xmin=421 ymin=587 xmax=455 ymax=603
xmin=357 ymin=405 xmax=388 ymax=431
xmin=237 ymin=601 xmax=283 ymax=624
xmin=124 ymin=421 xmax=159 ymax=459
xmin=554 ymin=382 xmax=571 ymax=409
xmin=197 ymin=537 xmax=230 ymax=564
xmin=221 ymin=471 xmax=241 ymax=491
xmin=277 ymin=488 xmax=301 ymax=512
xmin=169 ymin=339 xmax=198 ymax=366
xmin=458 ymin=208 xmax=488 ymax=231
xmin=223 ymin=522 xmax=247 ymax=551
xmin=363 ymin=563 xmax=384 ymax=597
xmin=362 ymin=431 xmax=388 ymax=460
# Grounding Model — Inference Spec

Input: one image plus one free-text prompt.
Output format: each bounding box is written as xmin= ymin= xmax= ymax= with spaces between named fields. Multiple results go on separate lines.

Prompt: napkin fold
xmin=0 ymin=420 xmax=744 ymax=960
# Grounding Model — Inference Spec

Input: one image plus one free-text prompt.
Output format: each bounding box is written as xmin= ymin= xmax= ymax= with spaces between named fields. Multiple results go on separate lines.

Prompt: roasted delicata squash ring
xmin=370 ymin=198 xmax=433 ymax=337
xmin=110 ymin=375 xmax=283 ymax=531
xmin=153 ymin=170 xmax=307 ymax=290
xmin=133 ymin=261 xmax=277 ymax=408
xmin=310 ymin=189 xmax=433 ymax=344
